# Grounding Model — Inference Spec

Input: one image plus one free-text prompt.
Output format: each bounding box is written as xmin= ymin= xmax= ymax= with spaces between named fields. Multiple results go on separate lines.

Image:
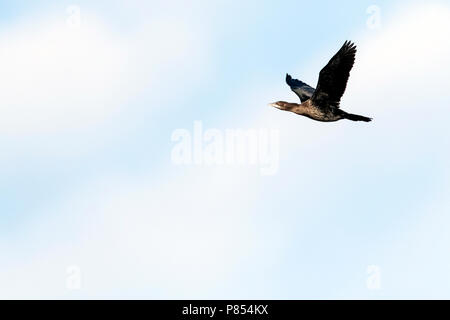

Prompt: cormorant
xmin=270 ymin=41 xmax=372 ymax=122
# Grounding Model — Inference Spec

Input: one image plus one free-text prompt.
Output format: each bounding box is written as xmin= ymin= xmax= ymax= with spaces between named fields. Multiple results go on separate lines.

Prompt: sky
xmin=1 ymin=0 xmax=450 ymax=299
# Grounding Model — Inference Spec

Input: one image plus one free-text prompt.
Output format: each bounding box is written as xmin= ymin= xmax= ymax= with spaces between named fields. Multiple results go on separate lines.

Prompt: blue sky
xmin=1 ymin=0 xmax=450 ymax=299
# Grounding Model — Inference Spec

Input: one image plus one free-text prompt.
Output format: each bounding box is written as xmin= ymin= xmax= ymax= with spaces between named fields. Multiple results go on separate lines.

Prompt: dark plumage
xmin=270 ymin=41 xmax=372 ymax=122
xmin=285 ymin=74 xmax=315 ymax=103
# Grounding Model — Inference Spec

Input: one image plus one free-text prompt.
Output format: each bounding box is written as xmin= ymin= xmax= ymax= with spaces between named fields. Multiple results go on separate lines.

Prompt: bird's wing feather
xmin=311 ymin=41 xmax=356 ymax=109
xmin=286 ymin=73 xmax=315 ymax=102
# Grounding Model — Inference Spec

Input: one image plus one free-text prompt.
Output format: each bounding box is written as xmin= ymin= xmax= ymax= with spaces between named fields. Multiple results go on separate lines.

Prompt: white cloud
xmin=0 ymin=11 xmax=209 ymax=135
xmin=0 ymin=18 xmax=126 ymax=134
xmin=0 ymin=167 xmax=287 ymax=298
xmin=348 ymin=3 xmax=450 ymax=110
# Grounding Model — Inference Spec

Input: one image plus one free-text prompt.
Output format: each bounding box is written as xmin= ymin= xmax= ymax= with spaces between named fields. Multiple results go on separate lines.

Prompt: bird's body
xmin=273 ymin=100 xmax=369 ymax=122
xmin=274 ymin=100 xmax=343 ymax=122
xmin=270 ymin=41 xmax=372 ymax=123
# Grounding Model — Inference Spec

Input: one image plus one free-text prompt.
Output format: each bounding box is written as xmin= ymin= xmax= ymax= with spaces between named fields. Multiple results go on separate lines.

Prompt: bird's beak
xmin=268 ymin=102 xmax=281 ymax=110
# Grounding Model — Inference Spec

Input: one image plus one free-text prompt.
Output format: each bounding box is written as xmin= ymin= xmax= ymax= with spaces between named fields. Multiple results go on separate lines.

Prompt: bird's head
xmin=268 ymin=101 xmax=290 ymax=111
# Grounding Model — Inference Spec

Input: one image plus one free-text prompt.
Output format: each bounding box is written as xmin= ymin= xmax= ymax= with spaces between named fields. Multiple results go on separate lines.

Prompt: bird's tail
xmin=344 ymin=112 xmax=372 ymax=122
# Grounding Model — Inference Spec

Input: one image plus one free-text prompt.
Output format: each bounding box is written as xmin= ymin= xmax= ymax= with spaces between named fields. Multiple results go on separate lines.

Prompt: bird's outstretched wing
xmin=311 ymin=41 xmax=356 ymax=109
xmin=286 ymin=73 xmax=315 ymax=102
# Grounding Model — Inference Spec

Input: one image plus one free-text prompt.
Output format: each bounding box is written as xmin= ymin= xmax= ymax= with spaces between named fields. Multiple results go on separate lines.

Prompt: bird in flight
xmin=269 ymin=41 xmax=372 ymax=122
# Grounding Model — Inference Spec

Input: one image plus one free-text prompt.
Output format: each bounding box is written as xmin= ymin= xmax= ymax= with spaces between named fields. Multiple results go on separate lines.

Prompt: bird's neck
xmin=279 ymin=102 xmax=298 ymax=112
xmin=290 ymin=101 xmax=310 ymax=115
